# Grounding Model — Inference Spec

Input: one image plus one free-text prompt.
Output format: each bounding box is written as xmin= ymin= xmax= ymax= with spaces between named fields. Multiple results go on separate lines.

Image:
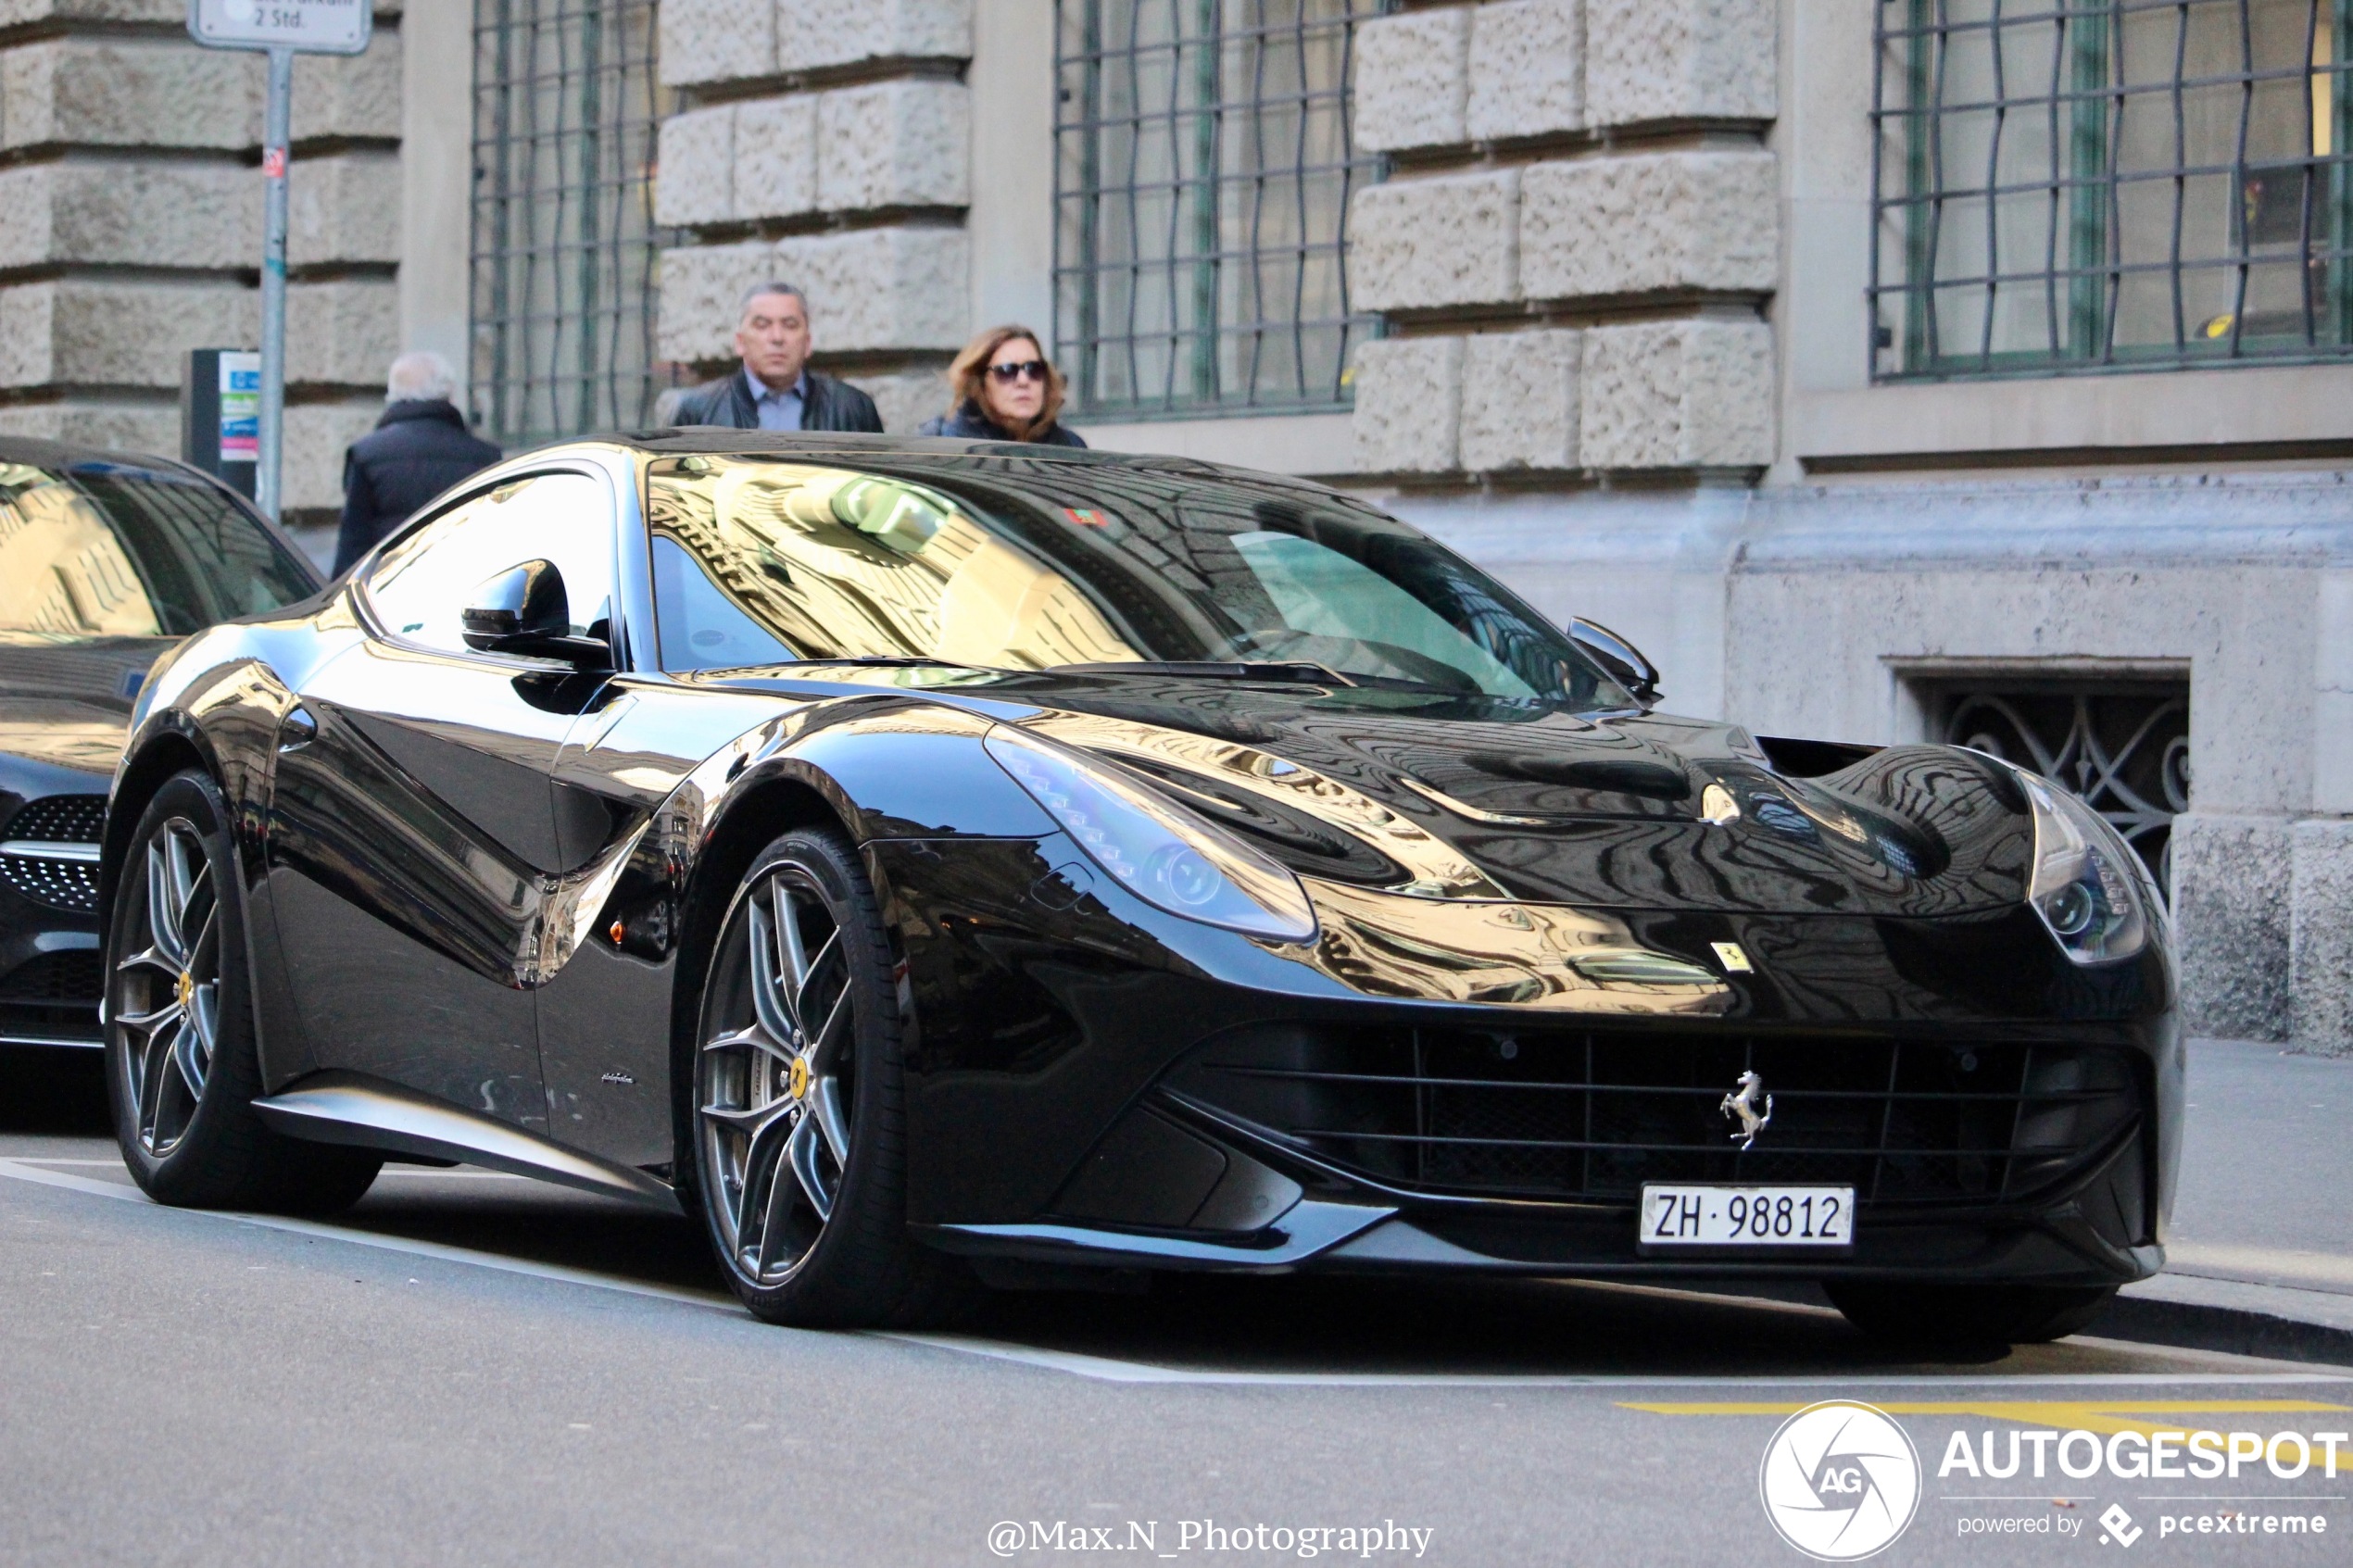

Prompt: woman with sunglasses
xmin=919 ymin=325 xmax=1087 ymax=447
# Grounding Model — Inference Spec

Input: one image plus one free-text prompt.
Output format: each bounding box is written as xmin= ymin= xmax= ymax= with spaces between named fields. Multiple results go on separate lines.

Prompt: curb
xmin=2090 ymin=1293 xmax=2353 ymax=1369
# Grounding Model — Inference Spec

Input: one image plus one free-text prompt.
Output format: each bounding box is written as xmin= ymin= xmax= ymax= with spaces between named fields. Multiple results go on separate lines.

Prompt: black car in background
xmin=0 ymin=439 xmax=319 ymax=1053
xmin=99 ymin=433 xmax=2178 ymax=1346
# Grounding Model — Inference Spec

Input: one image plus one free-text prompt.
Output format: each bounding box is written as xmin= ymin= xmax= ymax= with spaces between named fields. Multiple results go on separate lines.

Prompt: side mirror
xmin=1567 ymin=618 xmax=1662 ymax=709
xmin=461 ymin=560 xmax=610 ymax=670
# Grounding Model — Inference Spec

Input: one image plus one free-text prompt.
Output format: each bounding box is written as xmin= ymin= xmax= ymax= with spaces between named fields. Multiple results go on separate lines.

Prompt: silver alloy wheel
xmin=113 ymin=820 xmax=220 ymax=1156
xmin=699 ymin=865 xmax=856 ymax=1286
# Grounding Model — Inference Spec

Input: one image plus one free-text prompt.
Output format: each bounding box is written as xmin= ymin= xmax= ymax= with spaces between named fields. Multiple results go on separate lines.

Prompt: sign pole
xmin=188 ymin=1 xmax=371 ymax=520
xmin=258 ymin=44 xmax=293 ymax=523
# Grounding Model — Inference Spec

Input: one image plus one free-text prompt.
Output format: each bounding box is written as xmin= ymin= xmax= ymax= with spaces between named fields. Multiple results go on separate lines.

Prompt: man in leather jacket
xmin=670 ymin=282 xmax=884 ymax=433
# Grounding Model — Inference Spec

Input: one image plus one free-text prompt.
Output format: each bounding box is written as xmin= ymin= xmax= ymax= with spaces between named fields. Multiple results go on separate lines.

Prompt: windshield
xmin=645 ymin=454 xmax=1629 ymax=709
xmin=0 ymin=460 xmax=315 ymax=641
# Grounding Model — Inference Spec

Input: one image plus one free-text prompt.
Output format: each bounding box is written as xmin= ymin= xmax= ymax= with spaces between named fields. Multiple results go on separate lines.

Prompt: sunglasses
xmin=988 ymin=359 xmax=1050 ymax=383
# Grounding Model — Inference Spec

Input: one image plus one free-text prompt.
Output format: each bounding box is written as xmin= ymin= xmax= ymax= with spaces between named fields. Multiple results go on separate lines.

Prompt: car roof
xmin=0 ymin=433 xmax=208 ymax=479
xmin=584 ymin=429 xmax=1122 ymax=461
xmin=538 ymin=428 xmax=1326 ymax=492
xmin=515 ymin=430 xmax=1365 ymax=514
xmin=0 ymin=434 xmax=324 ymax=592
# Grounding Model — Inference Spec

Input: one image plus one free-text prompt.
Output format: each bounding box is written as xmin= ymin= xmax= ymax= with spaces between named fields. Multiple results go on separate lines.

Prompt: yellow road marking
xmin=1621 ymin=1399 xmax=2353 ymax=1438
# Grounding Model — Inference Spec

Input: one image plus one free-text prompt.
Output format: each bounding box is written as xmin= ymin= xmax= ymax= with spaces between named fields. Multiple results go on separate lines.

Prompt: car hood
xmin=714 ymin=664 xmax=2039 ymax=917
xmin=0 ymin=636 xmax=169 ymax=778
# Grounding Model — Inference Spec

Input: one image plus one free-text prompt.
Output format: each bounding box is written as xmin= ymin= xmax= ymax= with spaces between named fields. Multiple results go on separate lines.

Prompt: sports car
xmin=98 ymin=433 xmax=2179 ymax=1342
xmin=1 ymin=437 xmax=318 ymax=1055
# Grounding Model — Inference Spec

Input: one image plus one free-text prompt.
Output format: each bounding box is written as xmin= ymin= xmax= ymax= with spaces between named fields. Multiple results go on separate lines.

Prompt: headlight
xmin=2018 ymin=771 xmax=2149 ymax=965
xmin=985 ymin=725 xmax=1318 ymax=943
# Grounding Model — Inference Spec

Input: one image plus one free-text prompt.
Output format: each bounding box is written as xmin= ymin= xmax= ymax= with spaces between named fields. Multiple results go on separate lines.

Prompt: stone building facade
xmin=0 ymin=0 xmax=438 ymax=531
xmin=3 ymin=0 xmax=2347 ymax=1050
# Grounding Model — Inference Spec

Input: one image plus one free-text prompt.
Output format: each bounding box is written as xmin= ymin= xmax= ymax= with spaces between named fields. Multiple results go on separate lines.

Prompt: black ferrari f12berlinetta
xmin=99 ymin=433 xmax=2178 ymax=1343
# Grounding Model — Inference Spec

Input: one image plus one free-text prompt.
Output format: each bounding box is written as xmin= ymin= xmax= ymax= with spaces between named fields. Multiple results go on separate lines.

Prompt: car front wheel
xmin=690 ymin=827 xmax=963 ymax=1326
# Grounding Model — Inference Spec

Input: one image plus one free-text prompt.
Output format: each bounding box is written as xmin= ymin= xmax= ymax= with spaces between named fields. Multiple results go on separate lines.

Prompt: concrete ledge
xmin=1791 ymin=364 xmax=2353 ymax=469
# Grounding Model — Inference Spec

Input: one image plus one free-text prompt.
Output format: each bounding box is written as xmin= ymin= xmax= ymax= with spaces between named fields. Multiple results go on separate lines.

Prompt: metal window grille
xmin=1921 ymin=679 xmax=2189 ymax=891
xmin=472 ymin=0 xmax=676 ymax=448
xmin=1872 ymin=0 xmax=2353 ymax=379
xmin=1054 ymin=0 xmax=1384 ymax=420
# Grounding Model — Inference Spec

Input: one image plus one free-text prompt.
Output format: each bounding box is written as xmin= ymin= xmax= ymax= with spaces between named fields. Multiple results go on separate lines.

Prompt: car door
xmin=264 ymin=468 xmax=625 ymax=1131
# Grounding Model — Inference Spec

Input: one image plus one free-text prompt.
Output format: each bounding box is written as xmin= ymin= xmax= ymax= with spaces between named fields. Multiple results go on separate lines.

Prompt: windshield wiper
xmin=1054 ymin=659 xmax=1356 ymax=686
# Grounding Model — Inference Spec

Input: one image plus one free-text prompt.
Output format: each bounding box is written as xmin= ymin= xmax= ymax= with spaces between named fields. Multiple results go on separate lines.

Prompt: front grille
xmin=0 ymin=794 xmax=106 ymax=912
xmin=4 ymin=795 xmax=106 ymax=844
xmin=0 ymin=949 xmax=104 ymax=1003
xmin=1167 ymin=1027 xmax=2142 ymax=1207
xmin=0 ymin=949 xmax=104 ymax=1043
xmin=0 ymin=854 xmax=98 ymax=912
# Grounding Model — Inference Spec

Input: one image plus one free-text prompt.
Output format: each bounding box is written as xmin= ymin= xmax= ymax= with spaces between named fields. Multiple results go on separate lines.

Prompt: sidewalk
xmin=2098 ymin=1037 xmax=2353 ymax=1362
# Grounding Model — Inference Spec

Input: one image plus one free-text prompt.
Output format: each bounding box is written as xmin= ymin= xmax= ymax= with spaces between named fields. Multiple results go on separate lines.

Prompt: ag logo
xmin=1757 ymin=1400 xmax=1921 ymax=1561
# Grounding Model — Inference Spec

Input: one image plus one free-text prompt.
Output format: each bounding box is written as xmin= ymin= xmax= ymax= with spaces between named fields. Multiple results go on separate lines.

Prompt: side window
xmin=364 ymin=472 xmax=616 ymax=658
xmin=649 ymin=534 xmax=796 ymax=670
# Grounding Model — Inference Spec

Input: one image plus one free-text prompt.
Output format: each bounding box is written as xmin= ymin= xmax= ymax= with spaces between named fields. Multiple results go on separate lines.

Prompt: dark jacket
xmin=916 ymin=400 xmax=1088 ymax=447
xmin=333 ymin=400 xmax=503 ymax=575
xmin=671 ymin=367 xmax=884 ymax=433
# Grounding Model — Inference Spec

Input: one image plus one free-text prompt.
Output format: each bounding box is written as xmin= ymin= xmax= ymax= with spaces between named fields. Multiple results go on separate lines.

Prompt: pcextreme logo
xmin=1757 ymin=1400 xmax=1923 ymax=1562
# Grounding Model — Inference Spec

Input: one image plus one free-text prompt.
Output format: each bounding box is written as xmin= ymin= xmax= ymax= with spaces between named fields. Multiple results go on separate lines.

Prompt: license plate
xmin=1640 ymin=1184 xmax=1855 ymax=1248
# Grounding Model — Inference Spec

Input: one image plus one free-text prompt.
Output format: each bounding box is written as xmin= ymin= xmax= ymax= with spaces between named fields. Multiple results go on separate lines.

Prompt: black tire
xmin=1825 ymin=1281 xmax=2120 ymax=1347
xmin=106 ymin=770 xmax=381 ymax=1215
xmin=688 ymin=826 xmax=966 ymax=1327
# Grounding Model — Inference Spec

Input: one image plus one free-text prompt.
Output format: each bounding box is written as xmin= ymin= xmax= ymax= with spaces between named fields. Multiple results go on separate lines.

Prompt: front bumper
xmin=873 ymin=834 xmax=2177 ymax=1291
xmin=917 ymin=1099 xmax=2164 ymax=1289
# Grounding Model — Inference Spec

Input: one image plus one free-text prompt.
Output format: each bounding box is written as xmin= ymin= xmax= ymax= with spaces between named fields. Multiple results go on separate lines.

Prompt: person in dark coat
xmin=332 ymin=351 xmax=503 ymax=575
xmin=669 ymin=282 xmax=885 ymax=433
xmin=918 ymin=326 xmax=1086 ymax=446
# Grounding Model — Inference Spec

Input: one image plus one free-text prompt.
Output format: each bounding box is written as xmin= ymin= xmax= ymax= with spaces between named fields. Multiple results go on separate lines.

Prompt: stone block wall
xmin=653 ymin=0 xmax=974 ymax=432
xmin=1344 ymin=0 xmax=1778 ymax=483
xmin=0 ymin=6 xmax=405 ymax=530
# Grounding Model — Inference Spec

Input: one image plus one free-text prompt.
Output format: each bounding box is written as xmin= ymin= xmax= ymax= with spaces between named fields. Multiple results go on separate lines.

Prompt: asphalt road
xmin=4 ymin=1053 xmax=2347 ymax=1567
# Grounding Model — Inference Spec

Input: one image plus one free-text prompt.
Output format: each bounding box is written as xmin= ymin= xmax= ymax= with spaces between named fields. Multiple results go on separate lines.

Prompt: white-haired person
xmin=332 ymin=351 xmax=504 ymax=575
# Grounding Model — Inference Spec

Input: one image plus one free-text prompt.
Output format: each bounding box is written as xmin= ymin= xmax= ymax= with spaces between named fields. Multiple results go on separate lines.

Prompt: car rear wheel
xmin=1825 ymin=1281 xmax=2119 ymax=1347
xmin=691 ymin=827 xmax=964 ymax=1326
xmin=107 ymin=770 xmax=381 ymax=1214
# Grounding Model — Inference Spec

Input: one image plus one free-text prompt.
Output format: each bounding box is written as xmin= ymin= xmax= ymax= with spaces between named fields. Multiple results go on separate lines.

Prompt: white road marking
xmin=0 ymin=1158 xmax=735 ymax=1313
xmin=14 ymin=1157 xmax=527 ymax=1180
xmin=870 ymin=1331 xmax=2353 ymax=1388
xmin=4 ymin=1157 xmax=2348 ymax=1390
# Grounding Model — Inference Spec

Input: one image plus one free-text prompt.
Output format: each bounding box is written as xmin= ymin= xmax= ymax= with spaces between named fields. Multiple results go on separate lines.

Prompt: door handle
xmin=279 ymin=703 xmax=319 ymax=751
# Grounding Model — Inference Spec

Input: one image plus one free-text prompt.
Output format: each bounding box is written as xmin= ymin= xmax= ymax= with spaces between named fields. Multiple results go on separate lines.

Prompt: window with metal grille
xmin=1054 ymin=0 xmax=1383 ymax=420
xmin=1919 ymin=678 xmax=2189 ymax=891
xmin=1872 ymin=0 xmax=2353 ymax=378
xmin=472 ymin=0 xmax=676 ymax=448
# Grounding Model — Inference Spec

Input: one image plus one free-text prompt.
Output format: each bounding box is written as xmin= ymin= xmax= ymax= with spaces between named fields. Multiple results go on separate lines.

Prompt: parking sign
xmin=187 ymin=0 xmax=371 ymax=55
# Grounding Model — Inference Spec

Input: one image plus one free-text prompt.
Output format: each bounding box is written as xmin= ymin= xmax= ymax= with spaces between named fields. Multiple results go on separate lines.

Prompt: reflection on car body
xmin=0 ymin=438 xmax=318 ymax=1053
xmin=99 ymin=433 xmax=2178 ymax=1345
